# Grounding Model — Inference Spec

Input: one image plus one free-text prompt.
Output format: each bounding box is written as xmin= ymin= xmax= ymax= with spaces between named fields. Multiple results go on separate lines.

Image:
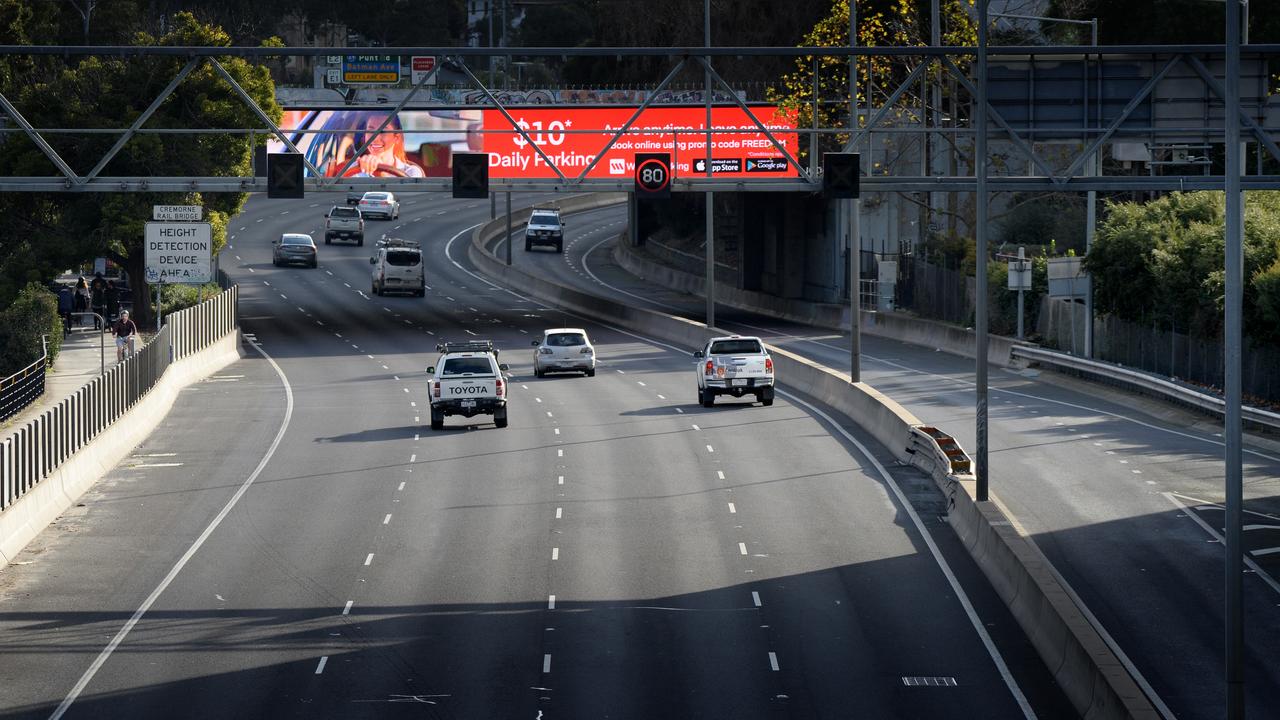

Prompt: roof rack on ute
xmin=436 ymin=340 xmax=498 ymax=355
xmin=377 ymin=236 xmax=420 ymax=248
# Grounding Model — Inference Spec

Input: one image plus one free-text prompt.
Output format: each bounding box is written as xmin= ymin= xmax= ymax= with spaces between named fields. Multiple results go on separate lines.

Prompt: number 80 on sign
xmin=634 ymin=153 xmax=671 ymax=199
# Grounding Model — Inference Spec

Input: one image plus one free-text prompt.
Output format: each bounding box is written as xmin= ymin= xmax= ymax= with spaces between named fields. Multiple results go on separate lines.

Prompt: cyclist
xmin=113 ymin=310 xmax=138 ymax=362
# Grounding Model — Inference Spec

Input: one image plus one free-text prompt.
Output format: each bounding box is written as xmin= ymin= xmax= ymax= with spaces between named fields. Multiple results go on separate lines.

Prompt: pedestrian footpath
xmin=1 ymin=324 xmax=119 ymax=444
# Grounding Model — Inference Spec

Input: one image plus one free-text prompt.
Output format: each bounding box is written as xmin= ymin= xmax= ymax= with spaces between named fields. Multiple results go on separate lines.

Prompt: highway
xmin=0 ymin=193 xmax=1073 ymax=719
xmin=499 ymin=200 xmax=1280 ymax=719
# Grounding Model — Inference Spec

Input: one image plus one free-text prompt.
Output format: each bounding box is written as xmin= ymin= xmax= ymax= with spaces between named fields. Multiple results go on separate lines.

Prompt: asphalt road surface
xmin=0 ymin=194 xmax=1076 ymax=719
xmin=501 ymin=201 xmax=1280 ymax=720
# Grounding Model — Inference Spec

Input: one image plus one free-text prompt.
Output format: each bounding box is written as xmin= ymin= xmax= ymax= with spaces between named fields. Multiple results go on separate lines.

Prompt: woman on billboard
xmin=310 ymin=111 xmax=425 ymax=178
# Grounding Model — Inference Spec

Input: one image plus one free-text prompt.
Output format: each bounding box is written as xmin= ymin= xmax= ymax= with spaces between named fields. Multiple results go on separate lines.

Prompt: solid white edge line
xmin=452 ymin=214 xmax=1040 ymax=717
xmin=778 ymin=387 xmax=1038 ymax=719
xmin=50 ymin=336 xmax=295 ymax=720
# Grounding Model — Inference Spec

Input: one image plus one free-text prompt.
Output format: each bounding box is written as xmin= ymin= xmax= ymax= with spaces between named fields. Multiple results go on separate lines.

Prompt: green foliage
xmin=0 ymin=9 xmax=279 ymax=329
xmin=767 ymin=0 xmax=976 ymax=157
xmin=0 ymin=283 xmax=61 ymax=376
xmin=155 ymin=283 xmax=222 ymax=318
xmin=1085 ymin=191 xmax=1280 ymax=339
xmin=983 ymin=253 xmax=1049 ymax=338
xmin=996 ymin=194 xmax=1086 ymax=255
xmin=1254 ymin=259 xmax=1280 ymax=345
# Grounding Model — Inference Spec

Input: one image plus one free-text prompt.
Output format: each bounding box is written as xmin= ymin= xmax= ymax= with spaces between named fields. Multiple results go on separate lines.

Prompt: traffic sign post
xmin=452 ymin=153 xmax=489 ymax=199
xmin=342 ymin=55 xmax=401 ymax=84
xmin=634 ymin=153 xmax=671 ymax=199
xmin=152 ymin=205 xmax=201 ymax=222
xmin=267 ymin=153 xmax=304 ymax=199
xmin=410 ymin=56 xmax=438 ymax=85
xmin=144 ymin=222 xmax=212 ymax=285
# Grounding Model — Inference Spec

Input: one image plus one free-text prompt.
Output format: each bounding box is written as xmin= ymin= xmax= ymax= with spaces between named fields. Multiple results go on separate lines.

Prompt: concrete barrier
xmin=472 ymin=199 xmax=1160 ymax=719
xmin=615 ymin=238 xmax=1028 ymax=367
xmin=0 ymin=332 xmax=242 ymax=567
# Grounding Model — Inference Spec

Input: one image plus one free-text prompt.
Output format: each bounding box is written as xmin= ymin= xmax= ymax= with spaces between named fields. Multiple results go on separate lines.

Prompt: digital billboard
xmin=268 ymin=106 xmax=798 ymax=181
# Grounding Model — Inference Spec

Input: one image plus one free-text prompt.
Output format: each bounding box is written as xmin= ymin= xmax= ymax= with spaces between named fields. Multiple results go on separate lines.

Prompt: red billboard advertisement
xmin=481 ymin=106 xmax=799 ymax=179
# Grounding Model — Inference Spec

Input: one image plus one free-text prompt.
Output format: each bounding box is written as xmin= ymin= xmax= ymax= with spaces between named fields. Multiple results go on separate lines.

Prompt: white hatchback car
xmin=532 ymin=328 xmax=596 ymax=377
xmin=358 ymin=191 xmax=400 ymax=220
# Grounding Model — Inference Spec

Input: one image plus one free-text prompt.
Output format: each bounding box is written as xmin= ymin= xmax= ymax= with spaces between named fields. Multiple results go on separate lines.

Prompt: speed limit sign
xmin=634 ymin=153 xmax=671 ymax=199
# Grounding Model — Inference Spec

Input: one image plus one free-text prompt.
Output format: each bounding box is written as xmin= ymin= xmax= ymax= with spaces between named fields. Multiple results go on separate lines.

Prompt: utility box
xmin=1008 ymin=259 xmax=1032 ymax=290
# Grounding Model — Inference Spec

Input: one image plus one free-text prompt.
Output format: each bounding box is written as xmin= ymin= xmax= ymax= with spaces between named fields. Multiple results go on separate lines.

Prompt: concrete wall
xmin=0 ymin=333 xmax=243 ymax=567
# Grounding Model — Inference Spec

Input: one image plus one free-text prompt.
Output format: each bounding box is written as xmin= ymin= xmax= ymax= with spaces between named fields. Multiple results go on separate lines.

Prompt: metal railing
xmin=0 ymin=352 xmax=48 ymax=423
xmin=1011 ymin=345 xmax=1280 ymax=433
xmin=1 ymin=285 xmax=238 ymax=512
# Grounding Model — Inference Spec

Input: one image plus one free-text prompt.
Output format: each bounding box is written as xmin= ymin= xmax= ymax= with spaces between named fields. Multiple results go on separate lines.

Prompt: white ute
xmin=693 ymin=335 xmax=775 ymax=407
xmin=428 ymin=341 xmax=510 ymax=430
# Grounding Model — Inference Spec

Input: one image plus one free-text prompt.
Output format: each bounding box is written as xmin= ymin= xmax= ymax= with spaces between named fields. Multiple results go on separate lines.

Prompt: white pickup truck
xmin=693 ymin=335 xmax=775 ymax=407
xmin=324 ymin=205 xmax=364 ymax=246
xmin=428 ymin=341 xmax=510 ymax=430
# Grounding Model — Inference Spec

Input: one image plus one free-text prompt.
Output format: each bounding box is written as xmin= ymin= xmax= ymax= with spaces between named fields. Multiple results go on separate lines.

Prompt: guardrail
xmin=1012 ymin=345 xmax=1280 ymax=433
xmin=0 ymin=352 xmax=48 ymax=423
xmin=0 ymin=285 xmax=237 ymax=513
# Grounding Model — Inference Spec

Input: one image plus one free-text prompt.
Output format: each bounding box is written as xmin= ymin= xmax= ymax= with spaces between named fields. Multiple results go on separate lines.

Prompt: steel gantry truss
xmin=0 ymin=42 xmax=1277 ymax=193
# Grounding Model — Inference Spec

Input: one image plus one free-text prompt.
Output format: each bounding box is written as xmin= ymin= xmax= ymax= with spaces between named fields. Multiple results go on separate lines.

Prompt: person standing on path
xmin=90 ymin=272 xmax=107 ymax=330
xmin=56 ymin=284 xmax=73 ymax=338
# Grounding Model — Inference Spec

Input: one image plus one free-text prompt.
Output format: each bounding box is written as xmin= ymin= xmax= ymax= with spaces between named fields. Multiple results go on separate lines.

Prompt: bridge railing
xmin=0 ymin=285 xmax=238 ymax=512
xmin=0 ymin=351 xmax=49 ymax=424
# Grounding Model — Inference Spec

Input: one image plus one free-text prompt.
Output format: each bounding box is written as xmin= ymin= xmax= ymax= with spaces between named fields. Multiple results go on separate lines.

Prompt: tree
xmin=1046 ymin=0 xmax=1279 ymax=45
xmin=0 ymin=10 xmax=280 ymax=328
xmin=1084 ymin=191 xmax=1280 ymax=339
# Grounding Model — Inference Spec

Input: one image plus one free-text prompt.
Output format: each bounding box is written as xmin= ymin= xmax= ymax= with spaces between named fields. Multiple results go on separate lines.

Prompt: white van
xmin=370 ymin=238 xmax=425 ymax=297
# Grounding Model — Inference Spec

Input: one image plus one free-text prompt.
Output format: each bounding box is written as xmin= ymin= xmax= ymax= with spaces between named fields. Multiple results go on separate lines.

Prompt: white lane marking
xmin=367 ymin=355 xmax=375 ymax=359
xmin=691 ymin=424 xmax=700 ymax=431
xmin=536 ymin=397 xmax=542 ymax=403
xmin=343 ymin=282 xmax=351 ymax=288
xmin=548 ymin=595 xmax=556 ymax=609
xmin=464 ymin=329 xmax=477 ymax=336
xmin=522 ymin=384 xmax=530 ymax=390
xmin=342 ymin=601 xmax=353 ymax=616
xmin=133 ymin=453 xmax=178 ymax=457
xmin=657 ymin=394 xmax=666 ymax=399
xmin=1253 ymin=547 xmax=1280 ymax=557
xmin=636 ymin=381 xmax=646 ymax=387
xmin=131 ymin=462 xmax=184 ymax=468
xmin=403 ymin=388 xmax=410 ymax=393
xmin=397 ymin=481 xmax=406 ymax=491
xmin=383 ymin=365 xmax=390 ymax=370
xmin=315 ymin=656 xmax=328 ymax=674
xmin=543 ymin=654 xmax=552 ymax=673
xmin=675 ymin=408 xmax=684 ymax=413
xmin=557 ymin=476 xmax=564 ymax=485
xmin=1164 ymin=493 xmax=1280 ymax=596
xmin=768 ymin=652 xmax=780 ymax=671
xmin=616 ymin=369 xmax=626 ymax=374
xmin=364 ymin=553 xmax=374 ymax=566
xmin=717 ymin=471 xmax=726 ymax=480
xmin=551 ymin=547 xmax=559 ymax=561
xmin=554 ymin=428 xmax=560 ymax=436
xmin=410 ymin=402 xmax=416 ymax=407
xmin=706 ymin=445 xmax=715 ymax=453
xmin=556 ymin=507 xmax=563 ymax=519
xmin=546 ymin=411 xmax=553 ymax=418
xmin=1178 ymin=493 xmax=1280 ymax=521
xmin=752 ymin=591 xmax=762 ymax=607
xmin=556 ymin=449 xmax=563 ymax=457
xmin=410 ymin=454 xmax=416 ymax=463
xmin=248 ymin=268 xmax=254 ymax=272
xmin=383 ymin=514 xmax=392 ymax=525
xmin=728 ymin=503 xmax=737 ymax=514
xmin=414 ymin=434 xmax=419 ymax=441
xmin=49 ymin=335 xmax=296 ymax=720
xmin=738 ymin=542 xmax=748 ymax=555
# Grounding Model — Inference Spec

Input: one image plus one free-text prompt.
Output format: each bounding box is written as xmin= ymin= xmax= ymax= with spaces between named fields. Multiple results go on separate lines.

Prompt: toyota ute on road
xmin=428 ymin=341 xmax=510 ymax=430
xmin=694 ymin=335 xmax=775 ymax=407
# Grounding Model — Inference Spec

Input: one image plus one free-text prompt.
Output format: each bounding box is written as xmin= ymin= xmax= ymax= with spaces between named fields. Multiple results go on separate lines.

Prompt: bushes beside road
xmin=0 ymin=283 xmax=62 ymax=376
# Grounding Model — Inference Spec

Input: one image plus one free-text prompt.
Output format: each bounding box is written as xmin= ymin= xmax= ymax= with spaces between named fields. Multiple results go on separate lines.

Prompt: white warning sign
xmin=144 ymin=222 xmax=212 ymax=284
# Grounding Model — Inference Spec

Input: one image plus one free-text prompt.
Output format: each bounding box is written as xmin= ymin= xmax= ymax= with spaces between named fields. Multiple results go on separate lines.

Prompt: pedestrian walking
xmin=74 ymin=277 xmax=90 ymax=326
xmin=56 ymin=284 xmax=73 ymax=338
xmin=90 ymin=272 xmax=107 ymax=330
xmin=105 ymin=280 xmax=120 ymax=322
